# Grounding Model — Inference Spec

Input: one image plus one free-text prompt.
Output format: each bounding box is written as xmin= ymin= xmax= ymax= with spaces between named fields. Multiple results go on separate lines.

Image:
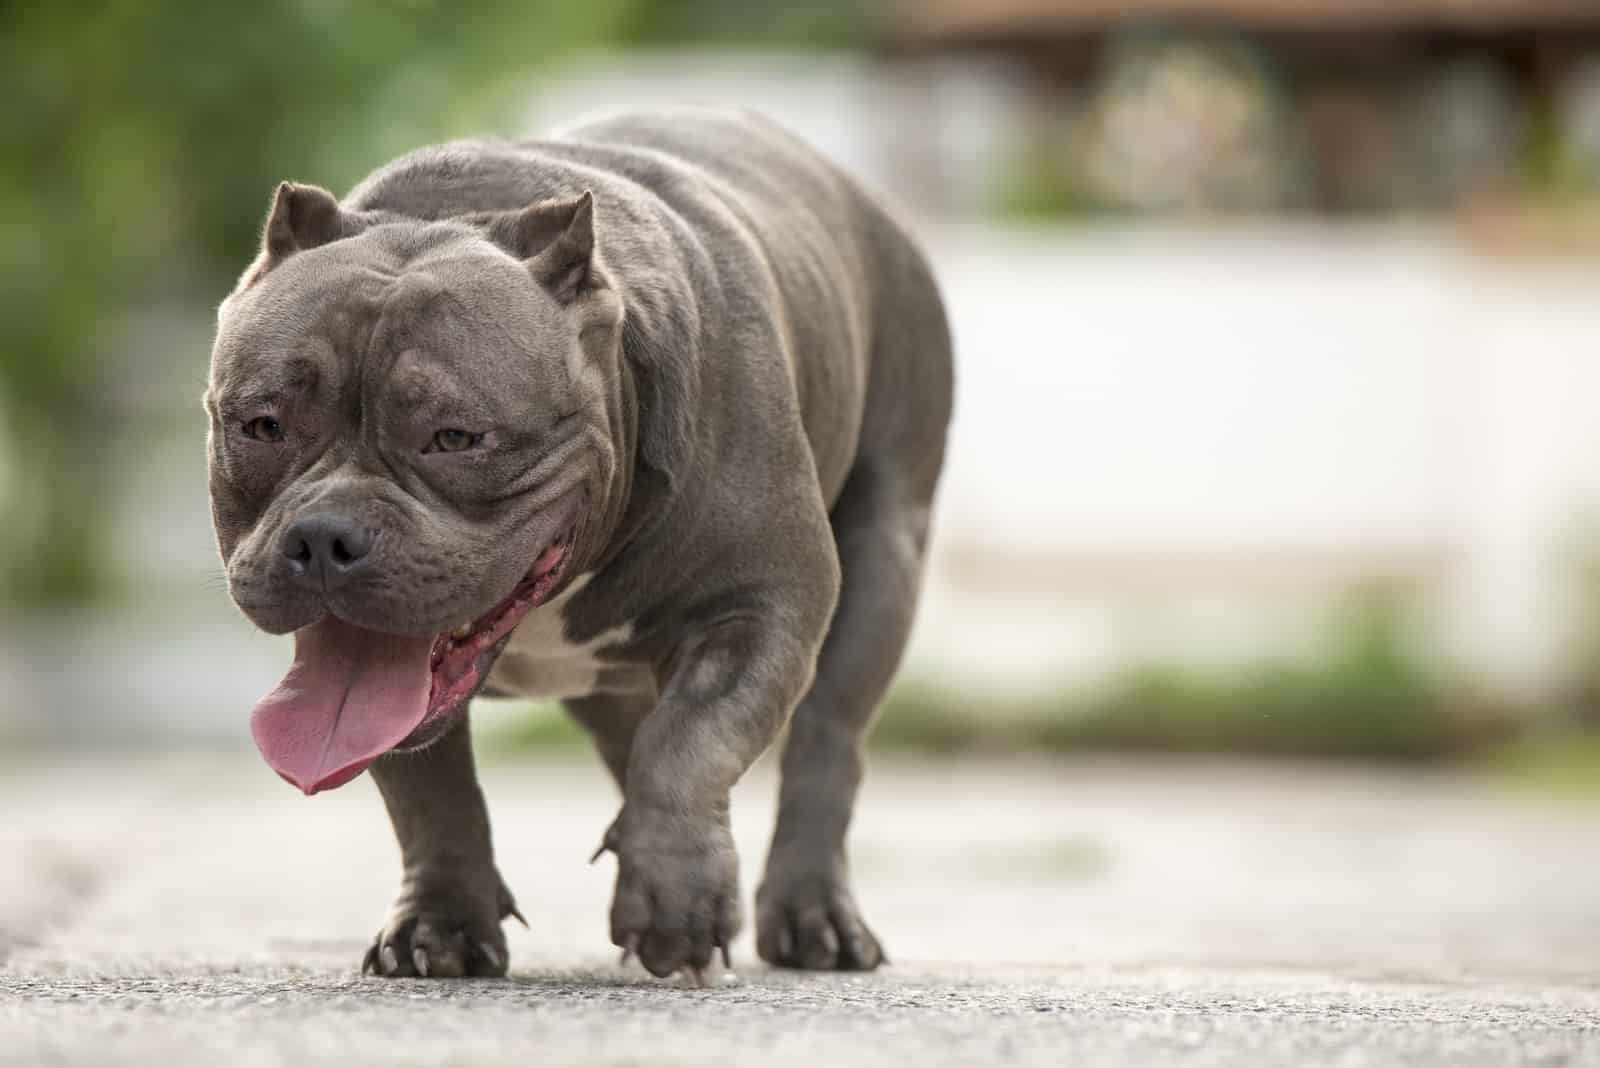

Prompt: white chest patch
xmin=487 ymin=573 xmax=638 ymax=701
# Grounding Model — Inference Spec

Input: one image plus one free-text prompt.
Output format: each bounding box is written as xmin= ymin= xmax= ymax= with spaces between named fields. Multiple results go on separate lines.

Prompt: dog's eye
xmin=242 ymin=416 xmax=284 ymax=443
xmin=430 ymin=429 xmax=482 ymax=453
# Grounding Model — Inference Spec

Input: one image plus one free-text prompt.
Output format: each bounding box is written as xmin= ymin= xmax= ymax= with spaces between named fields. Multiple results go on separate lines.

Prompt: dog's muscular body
xmin=207 ymin=109 xmax=952 ymax=979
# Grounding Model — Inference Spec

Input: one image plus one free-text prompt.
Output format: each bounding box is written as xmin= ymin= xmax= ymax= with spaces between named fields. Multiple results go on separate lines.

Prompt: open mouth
xmin=249 ymin=504 xmax=584 ymax=796
xmin=424 ymin=521 xmax=578 ymax=718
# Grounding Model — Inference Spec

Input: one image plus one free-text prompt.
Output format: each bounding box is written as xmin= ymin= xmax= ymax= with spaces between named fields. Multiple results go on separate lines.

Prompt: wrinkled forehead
xmin=381 ymin=246 xmax=565 ymax=368
xmin=211 ymin=228 xmax=560 ymax=400
xmin=211 ymin=241 xmax=391 ymax=393
xmin=373 ymin=256 xmax=574 ymax=427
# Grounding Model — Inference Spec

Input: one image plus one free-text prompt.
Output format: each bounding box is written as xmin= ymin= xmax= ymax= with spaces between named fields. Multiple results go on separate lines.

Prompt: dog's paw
xmin=756 ymin=870 xmax=885 ymax=971
xmin=363 ymin=884 xmax=513 ymax=979
xmin=604 ymin=805 xmax=742 ymax=981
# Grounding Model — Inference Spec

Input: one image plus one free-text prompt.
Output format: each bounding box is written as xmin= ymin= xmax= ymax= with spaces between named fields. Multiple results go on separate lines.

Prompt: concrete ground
xmin=5 ymin=749 xmax=1600 ymax=1067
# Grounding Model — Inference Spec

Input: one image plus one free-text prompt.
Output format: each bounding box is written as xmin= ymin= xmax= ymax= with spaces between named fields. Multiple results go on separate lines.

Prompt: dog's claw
xmin=361 ymin=944 xmax=378 ymax=975
xmin=721 ymin=943 xmax=732 ymax=970
xmin=380 ymin=945 xmax=399 ymax=975
xmin=687 ymin=965 xmax=707 ymax=988
xmin=478 ymin=942 xmax=502 ymax=970
xmin=589 ymin=819 xmax=622 ymax=864
xmin=507 ymin=904 xmax=529 ymax=929
xmin=412 ymin=947 xmax=430 ymax=977
xmin=618 ymin=933 xmax=639 ymax=967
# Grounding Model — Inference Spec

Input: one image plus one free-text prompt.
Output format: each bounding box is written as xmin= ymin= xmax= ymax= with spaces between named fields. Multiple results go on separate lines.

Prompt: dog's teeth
xmin=452 ymin=623 xmax=472 ymax=640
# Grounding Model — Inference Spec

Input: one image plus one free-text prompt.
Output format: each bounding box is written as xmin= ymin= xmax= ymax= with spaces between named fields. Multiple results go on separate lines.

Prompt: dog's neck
xmin=578 ymin=329 xmax=644 ymax=576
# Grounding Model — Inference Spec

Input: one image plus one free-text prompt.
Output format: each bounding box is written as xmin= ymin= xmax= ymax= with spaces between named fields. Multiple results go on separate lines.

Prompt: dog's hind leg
xmin=756 ymin=459 xmax=933 ymax=970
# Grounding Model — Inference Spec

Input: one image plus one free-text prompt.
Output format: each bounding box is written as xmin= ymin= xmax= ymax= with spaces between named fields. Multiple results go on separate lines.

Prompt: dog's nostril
xmin=281 ymin=513 xmax=375 ymax=583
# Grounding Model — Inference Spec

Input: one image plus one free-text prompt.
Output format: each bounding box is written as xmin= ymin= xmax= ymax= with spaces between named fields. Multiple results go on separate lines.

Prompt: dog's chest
xmin=487 ymin=574 xmax=642 ymax=700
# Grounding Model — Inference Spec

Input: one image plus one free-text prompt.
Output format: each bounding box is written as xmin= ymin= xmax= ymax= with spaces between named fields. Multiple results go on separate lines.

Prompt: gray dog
xmin=206 ymin=108 xmax=952 ymax=981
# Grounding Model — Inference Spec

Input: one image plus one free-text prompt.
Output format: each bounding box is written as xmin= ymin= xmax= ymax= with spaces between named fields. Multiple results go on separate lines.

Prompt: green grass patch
xmin=1475 ymin=730 xmax=1600 ymax=802
xmin=874 ymin=593 xmax=1510 ymax=761
xmin=874 ymin=664 xmax=1494 ymax=761
xmin=475 ymin=699 xmax=588 ymax=758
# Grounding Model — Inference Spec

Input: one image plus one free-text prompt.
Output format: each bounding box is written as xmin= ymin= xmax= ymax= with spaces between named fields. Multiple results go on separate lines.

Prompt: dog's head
xmin=206 ymin=182 xmax=624 ymax=793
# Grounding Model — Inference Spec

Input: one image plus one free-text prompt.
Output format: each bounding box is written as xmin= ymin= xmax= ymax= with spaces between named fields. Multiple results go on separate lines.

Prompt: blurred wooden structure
xmin=891 ymin=0 xmax=1600 ymax=220
xmin=894 ymin=1 xmax=1600 ymax=60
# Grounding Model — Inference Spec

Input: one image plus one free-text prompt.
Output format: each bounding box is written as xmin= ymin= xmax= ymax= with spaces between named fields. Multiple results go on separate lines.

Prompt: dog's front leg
xmin=365 ymin=715 xmax=520 ymax=978
xmin=602 ymin=616 xmax=825 ymax=980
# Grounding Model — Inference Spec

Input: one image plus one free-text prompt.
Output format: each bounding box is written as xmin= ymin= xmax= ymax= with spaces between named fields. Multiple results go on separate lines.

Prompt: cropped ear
xmin=485 ymin=191 xmax=604 ymax=305
xmin=237 ymin=182 xmax=370 ymax=291
xmin=264 ymin=182 xmax=344 ymax=260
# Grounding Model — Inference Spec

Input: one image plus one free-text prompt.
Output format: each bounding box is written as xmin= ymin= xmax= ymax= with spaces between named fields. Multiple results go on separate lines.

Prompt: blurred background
xmin=6 ymin=0 xmax=1600 ymax=782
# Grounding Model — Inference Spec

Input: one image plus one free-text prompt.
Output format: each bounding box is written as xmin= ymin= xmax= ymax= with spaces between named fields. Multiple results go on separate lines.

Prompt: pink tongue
xmin=250 ymin=616 xmax=434 ymax=795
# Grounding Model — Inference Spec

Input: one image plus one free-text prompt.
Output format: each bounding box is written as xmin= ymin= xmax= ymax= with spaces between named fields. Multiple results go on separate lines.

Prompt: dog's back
xmin=348 ymin=108 xmax=951 ymax=514
xmin=557 ymin=108 xmax=953 ymax=509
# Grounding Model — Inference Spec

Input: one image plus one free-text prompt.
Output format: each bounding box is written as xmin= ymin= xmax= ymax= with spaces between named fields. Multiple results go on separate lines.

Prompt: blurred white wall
xmin=915 ymin=224 xmax=1600 ymax=697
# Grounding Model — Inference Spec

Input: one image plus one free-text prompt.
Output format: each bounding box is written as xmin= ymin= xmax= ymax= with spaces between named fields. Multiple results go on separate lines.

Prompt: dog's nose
xmin=281 ymin=512 xmax=375 ymax=589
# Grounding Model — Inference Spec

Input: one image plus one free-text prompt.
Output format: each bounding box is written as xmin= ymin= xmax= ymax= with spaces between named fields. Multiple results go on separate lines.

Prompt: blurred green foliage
xmin=0 ymin=0 xmax=636 ymax=605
